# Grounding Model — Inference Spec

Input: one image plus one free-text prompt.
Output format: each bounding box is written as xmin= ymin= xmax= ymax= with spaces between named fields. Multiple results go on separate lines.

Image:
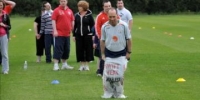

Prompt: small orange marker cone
xmin=178 ymin=35 xmax=182 ymax=37
xmin=12 ymin=35 xmax=16 ymax=38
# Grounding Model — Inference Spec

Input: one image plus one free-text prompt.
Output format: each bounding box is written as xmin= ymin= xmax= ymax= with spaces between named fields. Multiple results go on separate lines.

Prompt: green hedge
xmin=10 ymin=0 xmax=200 ymax=16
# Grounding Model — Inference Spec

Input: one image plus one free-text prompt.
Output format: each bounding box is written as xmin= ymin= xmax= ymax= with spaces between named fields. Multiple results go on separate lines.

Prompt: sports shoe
xmin=3 ymin=71 xmax=8 ymax=74
xmin=36 ymin=56 xmax=41 ymax=63
xmin=61 ymin=64 xmax=74 ymax=70
xmin=101 ymin=92 xmax=113 ymax=99
xmin=84 ymin=66 xmax=89 ymax=71
xmin=53 ymin=65 xmax=59 ymax=71
xmin=96 ymin=69 xmax=102 ymax=77
xmin=78 ymin=66 xmax=84 ymax=71
xmin=114 ymin=94 xmax=127 ymax=98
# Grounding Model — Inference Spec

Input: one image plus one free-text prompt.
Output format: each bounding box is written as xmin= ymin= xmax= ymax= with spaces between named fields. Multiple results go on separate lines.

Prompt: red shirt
xmin=52 ymin=6 xmax=74 ymax=37
xmin=0 ymin=11 xmax=6 ymax=37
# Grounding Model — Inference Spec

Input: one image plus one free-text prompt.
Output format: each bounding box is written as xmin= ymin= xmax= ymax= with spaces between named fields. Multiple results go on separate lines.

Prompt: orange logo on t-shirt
xmin=112 ymin=36 xmax=118 ymax=42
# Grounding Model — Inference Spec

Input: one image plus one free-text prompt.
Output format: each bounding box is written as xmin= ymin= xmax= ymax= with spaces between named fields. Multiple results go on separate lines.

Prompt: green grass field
xmin=0 ymin=15 xmax=200 ymax=100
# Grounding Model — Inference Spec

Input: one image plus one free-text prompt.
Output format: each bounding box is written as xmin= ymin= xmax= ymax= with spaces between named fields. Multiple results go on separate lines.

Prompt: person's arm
xmin=100 ymin=39 xmax=105 ymax=60
xmin=89 ymin=15 xmax=95 ymax=34
xmin=127 ymin=10 xmax=133 ymax=31
xmin=124 ymin=22 xmax=132 ymax=59
xmin=52 ymin=20 xmax=58 ymax=37
xmin=4 ymin=0 xmax=16 ymax=8
xmin=71 ymin=20 xmax=74 ymax=32
xmin=126 ymin=39 xmax=132 ymax=54
xmin=128 ymin=19 xmax=133 ymax=31
xmin=71 ymin=10 xmax=75 ymax=32
xmin=95 ymin=14 xmax=101 ymax=39
xmin=100 ymin=25 xmax=106 ymax=60
xmin=51 ymin=9 xmax=58 ymax=37
xmin=72 ymin=14 xmax=76 ymax=42
xmin=33 ymin=22 xmax=38 ymax=36
xmin=39 ymin=15 xmax=45 ymax=35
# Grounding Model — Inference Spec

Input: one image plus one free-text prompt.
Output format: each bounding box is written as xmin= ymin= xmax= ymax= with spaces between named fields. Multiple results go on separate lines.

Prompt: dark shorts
xmin=53 ymin=36 xmax=70 ymax=60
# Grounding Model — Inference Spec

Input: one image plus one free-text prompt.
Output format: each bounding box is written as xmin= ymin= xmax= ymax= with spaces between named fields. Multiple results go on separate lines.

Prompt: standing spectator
xmin=73 ymin=0 xmax=94 ymax=71
xmin=95 ymin=0 xmax=112 ymax=76
xmin=51 ymin=0 xmax=74 ymax=71
xmin=33 ymin=8 xmax=45 ymax=62
xmin=92 ymin=27 xmax=101 ymax=74
xmin=0 ymin=0 xmax=15 ymax=64
xmin=39 ymin=1 xmax=54 ymax=63
xmin=100 ymin=8 xmax=132 ymax=98
xmin=0 ymin=0 xmax=11 ymax=74
xmin=116 ymin=0 xmax=133 ymax=31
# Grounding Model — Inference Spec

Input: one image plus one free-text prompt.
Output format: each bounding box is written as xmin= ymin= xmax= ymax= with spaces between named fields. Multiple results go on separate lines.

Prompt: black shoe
xmin=46 ymin=61 xmax=52 ymax=63
xmin=96 ymin=69 xmax=102 ymax=77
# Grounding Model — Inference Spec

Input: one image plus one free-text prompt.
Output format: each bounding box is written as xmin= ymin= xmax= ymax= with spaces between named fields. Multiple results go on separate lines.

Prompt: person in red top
xmin=95 ymin=0 xmax=111 ymax=39
xmin=0 ymin=0 xmax=14 ymax=67
xmin=0 ymin=1 xmax=11 ymax=74
xmin=3 ymin=0 xmax=16 ymax=15
xmin=94 ymin=0 xmax=112 ymax=76
xmin=51 ymin=0 xmax=74 ymax=71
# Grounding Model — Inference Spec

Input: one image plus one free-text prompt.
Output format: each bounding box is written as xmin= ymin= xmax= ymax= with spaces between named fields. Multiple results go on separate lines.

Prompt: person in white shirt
xmin=100 ymin=7 xmax=132 ymax=99
xmin=116 ymin=0 xmax=133 ymax=31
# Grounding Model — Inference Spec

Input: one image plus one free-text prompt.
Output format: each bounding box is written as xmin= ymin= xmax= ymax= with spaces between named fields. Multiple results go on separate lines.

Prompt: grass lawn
xmin=0 ymin=15 xmax=200 ymax=100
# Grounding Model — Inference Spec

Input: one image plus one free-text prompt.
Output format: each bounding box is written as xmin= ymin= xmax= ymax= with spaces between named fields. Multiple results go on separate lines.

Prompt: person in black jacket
xmin=73 ymin=0 xmax=95 ymax=71
xmin=0 ymin=1 xmax=11 ymax=74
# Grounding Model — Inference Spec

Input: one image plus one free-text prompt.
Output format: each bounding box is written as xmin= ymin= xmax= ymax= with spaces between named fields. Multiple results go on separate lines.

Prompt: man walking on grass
xmin=100 ymin=7 xmax=132 ymax=98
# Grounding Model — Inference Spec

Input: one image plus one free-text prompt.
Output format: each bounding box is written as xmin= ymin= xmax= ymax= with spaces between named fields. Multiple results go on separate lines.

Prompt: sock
xmin=54 ymin=63 xmax=58 ymax=66
xmin=62 ymin=62 xmax=67 ymax=66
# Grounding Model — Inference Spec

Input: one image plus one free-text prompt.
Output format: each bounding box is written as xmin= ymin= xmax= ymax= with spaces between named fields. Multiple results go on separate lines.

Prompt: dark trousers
xmin=53 ymin=36 xmax=70 ymax=60
xmin=75 ymin=35 xmax=94 ymax=62
xmin=98 ymin=40 xmax=105 ymax=75
xmin=0 ymin=53 xmax=1 ymax=64
xmin=99 ymin=59 xmax=105 ymax=75
xmin=36 ymin=34 xmax=45 ymax=56
xmin=44 ymin=34 xmax=53 ymax=62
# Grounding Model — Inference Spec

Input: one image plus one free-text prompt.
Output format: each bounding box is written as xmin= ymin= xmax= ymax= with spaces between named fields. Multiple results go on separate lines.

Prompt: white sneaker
xmin=97 ymin=74 xmax=102 ymax=77
xmin=84 ymin=66 xmax=89 ymax=71
xmin=53 ymin=65 xmax=59 ymax=71
xmin=3 ymin=71 xmax=8 ymax=74
xmin=61 ymin=64 xmax=74 ymax=70
xmin=115 ymin=94 xmax=127 ymax=98
xmin=101 ymin=92 xmax=113 ymax=99
xmin=78 ymin=66 xmax=84 ymax=71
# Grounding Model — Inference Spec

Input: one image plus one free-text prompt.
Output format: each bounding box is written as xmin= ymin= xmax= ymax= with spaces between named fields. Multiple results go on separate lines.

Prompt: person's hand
xmin=73 ymin=37 xmax=76 ymax=42
xmin=0 ymin=22 xmax=7 ymax=27
xmin=36 ymin=34 xmax=40 ymax=39
xmin=53 ymin=31 xmax=58 ymax=37
xmin=93 ymin=43 xmax=97 ymax=49
xmin=101 ymin=54 xmax=105 ymax=60
xmin=126 ymin=53 xmax=131 ymax=60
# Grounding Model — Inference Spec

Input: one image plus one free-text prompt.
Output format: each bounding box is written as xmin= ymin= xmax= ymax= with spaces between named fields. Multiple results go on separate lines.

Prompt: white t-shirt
xmin=101 ymin=20 xmax=131 ymax=52
xmin=117 ymin=8 xmax=133 ymax=25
